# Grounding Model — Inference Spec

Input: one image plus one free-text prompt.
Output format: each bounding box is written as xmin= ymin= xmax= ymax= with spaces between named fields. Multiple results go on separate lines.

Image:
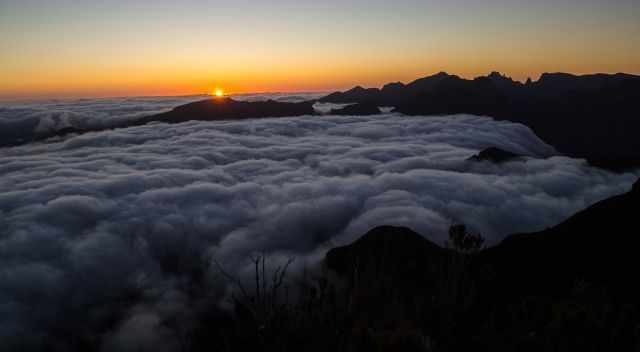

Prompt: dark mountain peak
xmin=325 ymin=225 xmax=446 ymax=277
xmin=382 ymin=82 xmax=405 ymax=91
xmin=318 ymin=72 xmax=640 ymax=169
xmin=475 ymin=72 xmax=525 ymax=91
xmin=525 ymin=77 xmax=533 ymax=85
xmin=319 ymin=85 xmax=380 ymax=104
xmin=137 ymin=98 xmax=316 ymax=125
xmin=405 ymin=72 xmax=458 ymax=94
xmin=342 ymin=85 xmax=378 ymax=95
xmin=487 ymin=71 xmax=506 ymax=79
xmin=533 ymin=71 xmax=640 ymax=100
xmin=352 ymin=225 xmax=428 ymax=246
xmin=538 ymin=72 xmax=577 ymax=82
xmin=409 ymin=71 xmax=453 ymax=83
xmin=612 ymin=72 xmax=640 ymax=80
xmin=538 ymin=72 xmax=640 ymax=84
xmin=349 ymin=86 xmax=367 ymax=92
xmin=486 ymin=71 xmax=518 ymax=83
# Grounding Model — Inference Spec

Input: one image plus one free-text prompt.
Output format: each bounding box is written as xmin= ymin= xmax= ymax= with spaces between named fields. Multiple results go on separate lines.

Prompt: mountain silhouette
xmin=479 ymin=177 xmax=640 ymax=298
xmin=327 ymin=178 xmax=640 ymax=299
xmin=323 ymin=178 xmax=640 ymax=350
xmin=0 ymin=98 xmax=317 ymax=147
xmin=320 ymin=72 xmax=640 ymax=169
xmin=135 ymin=98 xmax=316 ymax=125
xmin=5 ymin=72 xmax=638 ymax=167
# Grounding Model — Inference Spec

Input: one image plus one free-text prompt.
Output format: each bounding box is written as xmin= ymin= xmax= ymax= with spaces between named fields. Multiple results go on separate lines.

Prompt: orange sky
xmin=1 ymin=1 xmax=639 ymax=99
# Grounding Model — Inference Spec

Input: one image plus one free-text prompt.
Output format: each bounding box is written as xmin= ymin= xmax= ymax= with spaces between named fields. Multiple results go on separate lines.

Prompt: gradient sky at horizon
xmin=1 ymin=0 xmax=639 ymax=99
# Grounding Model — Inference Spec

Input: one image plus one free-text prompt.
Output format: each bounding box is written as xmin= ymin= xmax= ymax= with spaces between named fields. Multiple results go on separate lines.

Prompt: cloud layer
xmin=0 ymin=93 xmax=326 ymax=144
xmin=1 ymin=109 xmax=637 ymax=350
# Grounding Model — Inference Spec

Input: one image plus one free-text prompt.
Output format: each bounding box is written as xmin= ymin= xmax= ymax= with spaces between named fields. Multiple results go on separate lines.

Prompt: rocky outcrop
xmin=467 ymin=147 xmax=523 ymax=163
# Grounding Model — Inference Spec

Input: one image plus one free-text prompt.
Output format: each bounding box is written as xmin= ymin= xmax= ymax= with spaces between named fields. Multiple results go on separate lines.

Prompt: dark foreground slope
xmin=478 ymin=177 xmax=640 ymax=299
xmin=323 ymin=178 xmax=640 ymax=351
xmin=321 ymin=72 xmax=640 ymax=169
xmin=176 ymin=178 xmax=640 ymax=352
xmin=15 ymin=180 xmax=639 ymax=352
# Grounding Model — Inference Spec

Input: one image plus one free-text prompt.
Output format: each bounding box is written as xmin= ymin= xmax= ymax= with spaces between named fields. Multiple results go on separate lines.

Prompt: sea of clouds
xmin=0 ymin=93 xmax=326 ymax=144
xmin=1 ymin=95 xmax=638 ymax=350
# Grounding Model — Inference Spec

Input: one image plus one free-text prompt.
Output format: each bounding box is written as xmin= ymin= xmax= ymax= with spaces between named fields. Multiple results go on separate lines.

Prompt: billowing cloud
xmin=0 ymin=93 xmax=326 ymax=144
xmin=0 ymin=107 xmax=637 ymax=351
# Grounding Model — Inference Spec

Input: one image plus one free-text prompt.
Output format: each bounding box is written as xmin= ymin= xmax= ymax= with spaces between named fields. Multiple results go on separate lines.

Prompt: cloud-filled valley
xmin=1 ymin=103 xmax=638 ymax=350
xmin=0 ymin=93 xmax=327 ymax=145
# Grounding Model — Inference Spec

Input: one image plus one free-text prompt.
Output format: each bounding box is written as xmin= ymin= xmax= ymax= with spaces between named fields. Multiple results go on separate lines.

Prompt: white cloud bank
xmin=0 ymin=110 xmax=637 ymax=350
xmin=0 ymin=93 xmax=326 ymax=143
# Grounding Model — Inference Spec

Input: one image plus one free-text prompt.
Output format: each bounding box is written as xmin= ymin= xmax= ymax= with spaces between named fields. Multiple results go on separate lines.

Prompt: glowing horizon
xmin=1 ymin=0 xmax=639 ymax=99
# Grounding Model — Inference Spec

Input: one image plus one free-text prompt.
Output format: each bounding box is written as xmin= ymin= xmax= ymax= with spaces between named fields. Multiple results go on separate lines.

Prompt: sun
xmin=212 ymin=88 xmax=224 ymax=98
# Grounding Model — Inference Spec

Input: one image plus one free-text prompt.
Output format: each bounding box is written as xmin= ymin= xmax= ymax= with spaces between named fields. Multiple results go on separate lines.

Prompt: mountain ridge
xmin=327 ymin=176 xmax=640 ymax=299
xmin=319 ymin=71 xmax=640 ymax=169
xmin=321 ymin=178 xmax=640 ymax=349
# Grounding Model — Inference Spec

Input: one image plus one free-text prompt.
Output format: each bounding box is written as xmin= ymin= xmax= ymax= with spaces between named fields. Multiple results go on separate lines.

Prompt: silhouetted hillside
xmin=135 ymin=98 xmax=316 ymax=125
xmin=321 ymin=72 xmax=640 ymax=169
xmin=8 ymin=176 xmax=635 ymax=352
xmin=479 ymin=177 xmax=640 ymax=299
xmin=328 ymin=178 xmax=640 ymax=298
xmin=321 ymin=178 xmax=640 ymax=350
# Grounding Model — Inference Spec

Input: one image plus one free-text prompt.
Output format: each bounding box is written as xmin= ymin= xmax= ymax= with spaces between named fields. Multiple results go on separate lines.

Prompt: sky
xmin=1 ymin=0 xmax=639 ymax=99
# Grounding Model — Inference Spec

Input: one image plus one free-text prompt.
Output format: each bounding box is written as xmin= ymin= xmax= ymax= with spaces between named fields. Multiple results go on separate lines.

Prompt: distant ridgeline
xmin=4 ymin=72 xmax=639 ymax=170
xmin=0 ymin=98 xmax=317 ymax=148
xmin=320 ymin=72 xmax=640 ymax=170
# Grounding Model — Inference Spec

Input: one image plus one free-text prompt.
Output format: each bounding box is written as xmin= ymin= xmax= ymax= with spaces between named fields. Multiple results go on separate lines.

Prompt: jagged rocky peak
xmin=487 ymin=71 xmax=507 ymax=79
xmin=481 ymin=71 xmax=521 ymax=87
